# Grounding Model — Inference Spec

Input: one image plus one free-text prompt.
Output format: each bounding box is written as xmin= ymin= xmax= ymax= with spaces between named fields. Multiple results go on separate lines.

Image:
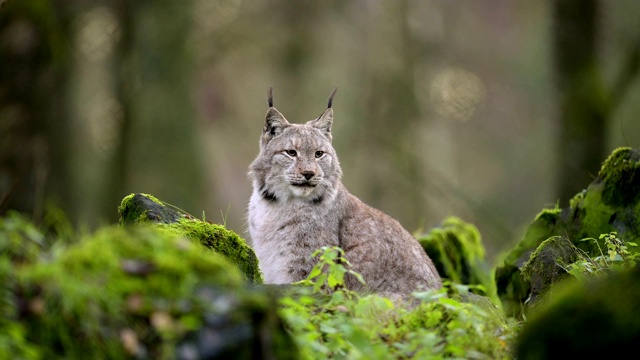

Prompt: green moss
xmin=572 ymin=183 xmax=616 ymax=250
xmin=520 ymin=236 xmax=570 ymax=281
xmin=5 ymin=224 xmax=292 ymax=359
xmin=494 ymin=207 xmax=563 ymax=318
xmin=0 ymin=211 xmax=46 ymax=264
xmin=565 ymin=149 xmax=640 ymax=249
xmin=418 ymin=217 xmax=496 ymax=302
xmin=494 ymin=263 xmax=529 ymax=322
xmin=499 ymin=206 xmax=564 ymax=271
xmin=0 ymin=212 xmax=45 ymax=359
xmin=516 ymin=266 xmax=640 ymax=358
xmin=519 ymin=236 xmax=577 ymax=309
xmin=118 ymin=193 xmax=263 ymax=284
xmin=17 ymin=225 xmax=243 ymax=358
xmin=514 ymin=207 xmax=563 ymax=262
xmin=157 ymin=219 xmax=263 ymax=284
xmin=599 ymin=147 xmax=640 ymax=207
xmin=0 ymin=212 xmax=296 ymax=359
xmin=568 ymin=190 xmax=586 ymax=210
xmin=496 ymin=147 xmax=640 ymax=318
xmin=118 ymin=193 xmax=181 ymax=226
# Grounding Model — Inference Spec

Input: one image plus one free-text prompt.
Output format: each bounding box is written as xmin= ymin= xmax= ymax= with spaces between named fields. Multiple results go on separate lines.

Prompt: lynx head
xmin=249 ymin=88 xmax=342 ymax=203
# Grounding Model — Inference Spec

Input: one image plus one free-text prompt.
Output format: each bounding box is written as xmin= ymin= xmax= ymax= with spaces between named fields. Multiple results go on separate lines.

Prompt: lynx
xmin=247 ymin=88 xmax=441 ymax=298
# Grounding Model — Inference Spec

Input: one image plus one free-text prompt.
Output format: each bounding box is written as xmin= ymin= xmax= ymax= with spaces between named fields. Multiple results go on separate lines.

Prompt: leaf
xmin=324 ymin=249 xmax=338 ymax=261
xmin=313 ymin=273 xmax=328 ymax=293
xmin=438 ymin=297 xmax=462 ymax=310
xmin=307 ymin=265 xmax=322 ymax=280
xmin=320 ymin=323 xmax=338 ymax=334
xmin=412 ymin=289 xmax=447 ymax=302
xmin=328 ymin=268 xmax=345 ymax=288
xmin=350 ymin=271 xmax=366 ymax=285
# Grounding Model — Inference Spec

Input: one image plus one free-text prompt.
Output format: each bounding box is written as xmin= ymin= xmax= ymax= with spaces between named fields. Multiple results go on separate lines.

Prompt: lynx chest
xmin=248 ymin=193 xmax=340 ymax=284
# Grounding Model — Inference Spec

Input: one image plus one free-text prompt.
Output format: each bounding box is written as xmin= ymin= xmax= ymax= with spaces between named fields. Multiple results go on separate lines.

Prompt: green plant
xmin=293 ymin=246 xmax=364 ymax=295
xmin=560 ymin=232 xmax=640 ymax=280
xmin=278 ymin=246 xmax=519 ymax=359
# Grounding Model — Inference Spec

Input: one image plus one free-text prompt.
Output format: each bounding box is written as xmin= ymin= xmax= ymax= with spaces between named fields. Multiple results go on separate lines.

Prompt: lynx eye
xmin=284 ymin=150 xmax=297 ymax=157
xmin=315 ymin=151 xmax=324 ymax=158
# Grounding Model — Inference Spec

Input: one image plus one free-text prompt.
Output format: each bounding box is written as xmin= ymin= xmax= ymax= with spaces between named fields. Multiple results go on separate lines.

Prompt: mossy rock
xmin=520 ymin=236 xmax=577 ymax=306
xmin=118 ymin=193 xmax=183 ymax=225
xmin=1 ymin=220 xmax=296 ymax=359
xmin=418 ymin=217 xmax=496 ymax=302
xmin=495 ymin=147 xmax=640 ymax=318
xmin=515 ymin=266 xmax=640 ymax=359
xmin=118 ymin=193 xmax=262 ymax=284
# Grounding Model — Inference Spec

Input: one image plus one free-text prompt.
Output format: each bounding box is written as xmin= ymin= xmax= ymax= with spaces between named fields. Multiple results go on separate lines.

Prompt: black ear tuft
xmin=327 ymin=87 xmax=337 ymax=108
xmin=267 ymin=86 xmax=274 ymax=107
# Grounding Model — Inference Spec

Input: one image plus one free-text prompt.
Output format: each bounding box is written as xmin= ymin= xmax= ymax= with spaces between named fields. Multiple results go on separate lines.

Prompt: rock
xmin=516 ymin=266 xmax=640 ymax=359
xmin=495 ymin=147 xmax=640 ymax=318
xmin=119 ymin=193 xmax=184 ymax=225
xmin=175 ymin=286 xmax=297 ymax=360
xmin=118 ymin=193 xmax=263 ymax=284
xmin=520 ymin=236 xmax=577 ymax=306
xmin=1 ymin=222 xmax=296 ymax=359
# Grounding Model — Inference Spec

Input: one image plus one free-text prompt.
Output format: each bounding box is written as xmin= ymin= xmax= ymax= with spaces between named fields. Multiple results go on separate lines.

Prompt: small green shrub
xmin=279 ymin=247 xmax=519 ymax=359
xmin=559 ymin=231 xmax=640 ymax=280
xmin=292 ymin=246 xmax=365 ymax=295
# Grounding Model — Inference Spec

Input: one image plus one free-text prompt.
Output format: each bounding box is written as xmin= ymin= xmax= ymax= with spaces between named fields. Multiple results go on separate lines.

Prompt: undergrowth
xmin=559 ymin=231 xmax=640 ymax=280
xmin=278 ymin=246 xmax=519 ymax=359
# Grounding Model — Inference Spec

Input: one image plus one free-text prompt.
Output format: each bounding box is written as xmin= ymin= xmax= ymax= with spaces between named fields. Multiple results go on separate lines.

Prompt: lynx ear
xmin=307 ymin=88 xmax=336 ymax=140
xmin=262 ymin=87 xmax=290 ymax=144
xmin=264 ymin=107 xmax=289 ymax=137
xmin=308 ymin=108 xmax=333 ymax=140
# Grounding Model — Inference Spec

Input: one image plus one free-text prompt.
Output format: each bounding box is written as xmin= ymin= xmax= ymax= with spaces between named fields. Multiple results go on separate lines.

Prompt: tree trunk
xmin=552 ymin=0 xmax=608 ymax=204
xmin=0 ymin=0 xmax=75 ymax=223
xmin=110 ymin=0 xmax=204 ymax=218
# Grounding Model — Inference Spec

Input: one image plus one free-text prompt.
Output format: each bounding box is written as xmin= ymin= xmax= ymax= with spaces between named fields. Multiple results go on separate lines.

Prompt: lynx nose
xmin=301 ymin=171 xmax=315 ymax=180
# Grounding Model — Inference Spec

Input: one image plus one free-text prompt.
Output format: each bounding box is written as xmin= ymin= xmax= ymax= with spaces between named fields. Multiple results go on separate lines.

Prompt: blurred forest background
xmin=2 ymin=0 xmax=640 ymax=262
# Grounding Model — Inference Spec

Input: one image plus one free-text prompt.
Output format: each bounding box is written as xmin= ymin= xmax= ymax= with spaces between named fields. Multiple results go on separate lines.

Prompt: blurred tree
xmin=108 ymin=0 xmax=204 ymax=220
xmin=1 ymin=0 xmax=204 ymax=227
xmin=553 ymin=0 xmax=640 ymax=204
xmin=358 ymin=0 xmax=428 ymax=229
xmin=553 ymin=0 xmax=606 ymax=204
xmin=0 ymin=0 xmax=75 ymax=222
xmin=108 ymin=0 xmax=135 ymax=222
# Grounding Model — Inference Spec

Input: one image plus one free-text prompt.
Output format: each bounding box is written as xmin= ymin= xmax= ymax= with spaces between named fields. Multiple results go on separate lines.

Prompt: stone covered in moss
xmin=118 ymin=193 xmax=182 ymax=225
xmin=1 ymin=220 xmax=296 ymax=359
xmin=495 ymin=147 xmax=640 ymax=318
xmin=516 ymin=266 xmax=640 ymax=359
xmin=119 ymin=193 xmax=262 ymax=284
xmin=520 ymin=236 xmax=577 ymax=306
xmin=418 ymin=217 xmax=496 ymax=302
